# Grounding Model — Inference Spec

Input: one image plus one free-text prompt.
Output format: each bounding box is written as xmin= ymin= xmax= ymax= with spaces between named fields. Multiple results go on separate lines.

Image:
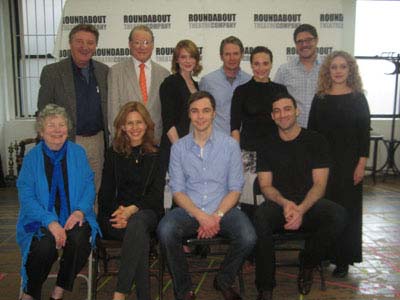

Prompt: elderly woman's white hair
xmin=36 ymin=104 xmax=72 ymax=135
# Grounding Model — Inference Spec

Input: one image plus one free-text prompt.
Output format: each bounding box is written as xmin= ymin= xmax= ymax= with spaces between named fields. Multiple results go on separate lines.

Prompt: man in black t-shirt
xmin=254 ymin=94 xmax=348 ymax=300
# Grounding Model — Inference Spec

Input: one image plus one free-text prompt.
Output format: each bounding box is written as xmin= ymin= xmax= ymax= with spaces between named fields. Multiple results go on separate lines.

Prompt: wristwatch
xmin=215 ymin=210 xmax=224 ymax=218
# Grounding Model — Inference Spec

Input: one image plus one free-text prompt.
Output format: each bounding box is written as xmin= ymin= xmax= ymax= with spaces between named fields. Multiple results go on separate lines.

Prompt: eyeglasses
xmin=295 ymin=37 xmax=315 ymax=45
xmin=132 ymin=40 xmax=153 ymax=47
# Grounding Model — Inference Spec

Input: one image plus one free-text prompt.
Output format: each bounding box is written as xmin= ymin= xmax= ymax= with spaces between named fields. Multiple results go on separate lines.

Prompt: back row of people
xmin=18 ymin=22 xmax=370 ymax=300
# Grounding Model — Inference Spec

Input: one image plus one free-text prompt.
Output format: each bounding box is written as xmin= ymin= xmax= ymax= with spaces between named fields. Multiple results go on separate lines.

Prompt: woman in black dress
xmin=231 ymin=46 xmax=287 ymax=204
xmin=160 ymin=39 xmax=202 ymax=175
xmin=98 ymin=102 xmax=164 ymax=300
xmin=308 ymin=50 xmax=370 ymax=278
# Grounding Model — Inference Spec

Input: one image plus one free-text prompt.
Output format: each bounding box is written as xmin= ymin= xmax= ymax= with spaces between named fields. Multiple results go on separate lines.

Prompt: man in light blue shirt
xmin=274 ymin=24 xmax=322 ymax=128
xmin=158 ymin=91 xmax=256 ymax=300
xmin=199 ymin=36 xmax=251 ymax=135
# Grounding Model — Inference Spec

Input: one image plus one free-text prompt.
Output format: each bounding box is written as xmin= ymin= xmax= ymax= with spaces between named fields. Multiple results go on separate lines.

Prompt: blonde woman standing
xmin=308 ymin=51 xmax=370 ymax=278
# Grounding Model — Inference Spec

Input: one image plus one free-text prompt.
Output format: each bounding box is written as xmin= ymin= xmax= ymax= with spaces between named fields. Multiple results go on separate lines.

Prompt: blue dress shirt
xmin=169 ymin=129 xmax=244 ymax=214
xmin=274 ymin=56 xmax=322 ymax=128
xmin=199 ymin=67 xmax=251 ymax=135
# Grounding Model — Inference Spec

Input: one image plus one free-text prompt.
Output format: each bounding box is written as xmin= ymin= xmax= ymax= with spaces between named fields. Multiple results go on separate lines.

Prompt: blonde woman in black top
xmin=308 ymin=51 xmax=370 ymax=278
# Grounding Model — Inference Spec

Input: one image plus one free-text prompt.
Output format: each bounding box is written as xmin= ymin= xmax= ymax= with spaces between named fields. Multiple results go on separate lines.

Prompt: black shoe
xmin=332 ymin=264 xmax=349 ymax=278
xmin=213 ymin=278 xmax=242 ymax=300
xmin=256 ymin=290 xmax=273 ymax=300
xmin=297 ymin=266 xmax=314 ymax=295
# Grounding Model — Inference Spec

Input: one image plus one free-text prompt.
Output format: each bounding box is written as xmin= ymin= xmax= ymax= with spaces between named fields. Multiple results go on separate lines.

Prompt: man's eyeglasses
xmin=295 ymin=37 xmax=315 ymax=45
xmin=132 ymin=40 xmax=153 ymax=47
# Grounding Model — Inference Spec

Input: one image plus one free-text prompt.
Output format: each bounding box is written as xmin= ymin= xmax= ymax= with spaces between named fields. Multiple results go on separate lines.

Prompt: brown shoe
xmin=182 ymin=290 xmax=196 ymax=300
xmin=256 ymin=290 xmax=272 ymax=300
xmin=213 ymin=278 xmax=242 ymax=300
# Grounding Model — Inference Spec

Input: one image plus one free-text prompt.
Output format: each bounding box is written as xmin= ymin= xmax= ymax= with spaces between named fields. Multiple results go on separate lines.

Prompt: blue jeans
xmin=157 ymin=207 xmax=256 ymax=300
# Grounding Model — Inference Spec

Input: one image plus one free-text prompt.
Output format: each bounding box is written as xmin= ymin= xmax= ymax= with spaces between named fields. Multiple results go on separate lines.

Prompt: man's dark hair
xmin=293 ymin=24 xmax=318 ymax=42
xmin=272 ymin=93 xmax=297 ymax=109
xmin=188 ymin=91 xmax=216 ymax=111
xmin=250 ymin=46 xmax=273 ymax=63
xmin=69 ymin=24 xmax=99 ymax=44
xmin=219 ymin=36 xmax=244 ymax=56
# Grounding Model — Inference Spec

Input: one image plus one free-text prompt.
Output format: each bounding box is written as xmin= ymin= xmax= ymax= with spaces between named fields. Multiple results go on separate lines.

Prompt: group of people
xmin=16 ymin=22 xmax=370 ymax=300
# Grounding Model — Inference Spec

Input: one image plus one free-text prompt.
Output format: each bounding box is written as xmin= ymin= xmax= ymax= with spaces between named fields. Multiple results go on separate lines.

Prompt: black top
xmin=98 ymin=146 xmax=165 ymax=225
xmin=256 ymin=129 xmax=330 ymax=204
xmin=230 ymin=78 xmax=288 ymax=151
xmin=308 ymin=93 xmax=370 ymax=182
xmin=43 ymin=152 xmax=70 ymax=216
xmin=160 ymin=73 xmax=198 ymax=149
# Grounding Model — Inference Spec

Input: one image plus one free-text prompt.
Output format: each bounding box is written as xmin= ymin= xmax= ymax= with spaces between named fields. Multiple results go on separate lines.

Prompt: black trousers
xmin=101 ymin=209 xmax=158 ymax=300
xmin=254 ymin=198 xmax=348 ymax=291
xmin=25 ymin=223 xmax=91 ymax=300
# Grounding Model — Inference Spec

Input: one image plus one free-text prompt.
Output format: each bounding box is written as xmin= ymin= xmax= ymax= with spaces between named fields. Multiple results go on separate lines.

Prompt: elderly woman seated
xmin=17 ymin=104 xmax=100 ymax=300
xmin=98 ymin=101 xmax=164 ymax=300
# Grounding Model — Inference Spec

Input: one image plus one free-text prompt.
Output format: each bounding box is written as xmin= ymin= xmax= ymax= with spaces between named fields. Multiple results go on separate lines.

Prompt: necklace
xmin=132 ymin=147 xmax=143 ymax=164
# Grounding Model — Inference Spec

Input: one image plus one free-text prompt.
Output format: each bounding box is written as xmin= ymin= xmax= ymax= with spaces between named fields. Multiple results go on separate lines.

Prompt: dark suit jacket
xmin=37 ymin=57 xmax=109 ymax=144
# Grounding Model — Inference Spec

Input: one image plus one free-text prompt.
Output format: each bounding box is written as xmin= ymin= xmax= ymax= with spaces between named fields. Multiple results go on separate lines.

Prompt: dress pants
xmin=254 ymin=198 xmax=348 ymax=291
xmin=25 ymin=223 xmax=91 ymax=300
xmin=101 ymin=209 xmax=158 ymax=300
xmin=157 ymin=207 xmax=256 ymax=300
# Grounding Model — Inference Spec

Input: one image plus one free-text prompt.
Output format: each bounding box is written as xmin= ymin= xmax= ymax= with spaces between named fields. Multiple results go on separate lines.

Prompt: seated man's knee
xmin=234 ymin=215 xmax=257 ymax=251
xmin=332 ymin=203 xmax=349 ymax=233
xmin=157 ymin=214 xmax=180 ymax=245
xmin=254 ymin=207 xmax=274 ymax=237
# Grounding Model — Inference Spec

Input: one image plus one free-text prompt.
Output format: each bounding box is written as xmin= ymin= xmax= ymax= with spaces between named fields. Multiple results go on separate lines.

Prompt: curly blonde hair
xmin=317 ymin=50 xmax=363 ymax=96
xmin=112 ymin=101 xmax=157 ymax=155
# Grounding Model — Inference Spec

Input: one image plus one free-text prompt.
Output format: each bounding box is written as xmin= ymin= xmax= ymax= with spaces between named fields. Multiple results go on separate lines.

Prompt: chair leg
xmin=87 ymin=251 xmax=93 ymax=300
xmin=158 ymin=245 xmax=164 ymax=300
xmin=238 ymin=266 xmax=245 ymax=296
xmin=92 ymin=249 xmax=99 ymax=300
xmin=318 ymin=263 xmax=327 ymax=291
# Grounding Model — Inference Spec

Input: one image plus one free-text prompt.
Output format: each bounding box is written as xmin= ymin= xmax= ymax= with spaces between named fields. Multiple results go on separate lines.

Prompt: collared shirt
xmin=71 ymin=59 xmax=103 ymax=135
xmin=199 ymin=67 xmax=251 ymax=135
xmin=274 ymin=56 xmax=322 ymax=128
xmin=132 ymin=56 xmax=152 ymax=92
xmin=169 ymin=129 xmax=244 ymax=214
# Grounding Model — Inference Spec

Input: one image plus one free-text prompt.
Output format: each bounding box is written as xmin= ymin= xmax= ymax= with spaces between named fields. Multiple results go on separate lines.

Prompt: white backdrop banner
xmin=55 ymin=0 xmax=354 ymax=79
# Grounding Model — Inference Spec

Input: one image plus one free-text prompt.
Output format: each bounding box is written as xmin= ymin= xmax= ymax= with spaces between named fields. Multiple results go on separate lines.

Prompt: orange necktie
xmin=139 ymin=63 xmax=148 ymax=105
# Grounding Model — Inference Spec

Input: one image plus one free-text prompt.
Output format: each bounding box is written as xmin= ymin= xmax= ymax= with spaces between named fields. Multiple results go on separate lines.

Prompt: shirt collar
xmin=132 ymin=56 xmax=151 ymax=68
xmin=219 ymin=66 xmax=244 ymax=82
xmin=294 ymin=55 xmax=321 ymax=67
xmin=71 ymin=57 xmax=94 ymax=72
xmin=187 ymin=129 xmax=216 ymax=150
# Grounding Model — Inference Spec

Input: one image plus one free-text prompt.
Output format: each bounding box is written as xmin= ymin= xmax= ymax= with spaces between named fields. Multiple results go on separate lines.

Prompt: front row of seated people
xmin=17 ymin=92 xmax=348 ymax=300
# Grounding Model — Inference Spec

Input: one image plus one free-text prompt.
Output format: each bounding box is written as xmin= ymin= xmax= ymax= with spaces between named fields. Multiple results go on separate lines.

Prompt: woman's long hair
xmin=112 ymin=101 xmax=157 ymax=155
xmin=316 ymin=50 xmax=363 ymax=96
